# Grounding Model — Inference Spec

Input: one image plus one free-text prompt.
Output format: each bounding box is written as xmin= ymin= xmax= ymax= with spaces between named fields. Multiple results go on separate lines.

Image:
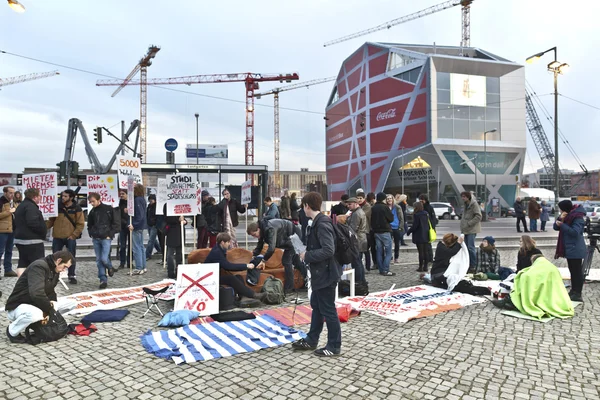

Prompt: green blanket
xmin=511 ymin=257 xmax=574 ymax=320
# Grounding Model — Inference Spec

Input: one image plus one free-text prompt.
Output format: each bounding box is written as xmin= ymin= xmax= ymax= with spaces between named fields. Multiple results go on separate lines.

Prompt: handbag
xmin=61 ymin=207 xmax=82 ymax=239
xmin=428 ymin=219 xmax=437 ymax=243
xmin=25 ymin=310 xmax=69 ymax=345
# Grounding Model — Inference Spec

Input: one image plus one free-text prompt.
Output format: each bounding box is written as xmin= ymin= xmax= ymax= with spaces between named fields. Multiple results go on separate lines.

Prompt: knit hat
xmin=201 ymin=190 xmax=210 ymax=197
xmin=558 ymin=200 xmax=573 ymax=213
xmin=346 ymin=197 xmax=359 ymax=204
xmin=483 ymin=236 xmax=495 ymax=246
xmin=376 ymin=192 xmax=387 ymax=202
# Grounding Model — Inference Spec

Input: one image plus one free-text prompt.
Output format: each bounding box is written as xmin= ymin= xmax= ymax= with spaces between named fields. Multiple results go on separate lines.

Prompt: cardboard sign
xmin=166 ymin=174 xmax=197 ymax=216
xmin=117 ymin=156 xmax=142 ymax=189
xmin=87 ymin=175 xmax=118 ymax=207
xmin=156 ymin=178 xmax=167 ymax=216
xmin=241 ymin=179 xmax=252 ymax=205
xmin=127 ymin=175 xmax=135 ymax=216
xmin=22 ymin=172 xmax=58 ymax=219
xmin=174 ymin=263 xmax=219 ymax=316
xmin=196 ymin=186 xmax=204 ymax=214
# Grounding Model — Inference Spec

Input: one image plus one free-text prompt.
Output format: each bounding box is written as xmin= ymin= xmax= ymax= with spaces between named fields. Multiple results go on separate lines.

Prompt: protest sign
xmin=127 ymin=175 xmax=135 ymax=216
xmin=174 ymin=264 xmax=219 ymax=316
xmin=22 ymin=172 xmax=58 ymax=219
xmin=87 ymin=175 xmax=118 ymax=207
xmin=241 ymin=179 xmax=252 ymax=205
xmin=166 ymin=174 xmax=197 ymax=216
xmin=156 ymin=178 xmax=167 ymax=215
xmin=117 ymin=156 xmax=143 ymax=189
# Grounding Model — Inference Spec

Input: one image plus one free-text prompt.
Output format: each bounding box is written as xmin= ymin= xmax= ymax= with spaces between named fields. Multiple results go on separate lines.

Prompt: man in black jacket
xmin=419 ymin=194 xmax=438 ymax=270
xmin=513 ymin=197 xmax=529 ymax=233
xmin=118 ymin=189 xmax=130 ymax=269
xmin=371 ymin=192 xmax=395 ymax=276
xmin=5 ymin=250 xmax=77 ymax=343
xmin=195 ymin=190 xmax=210 ymax=248
xmin=204 ymin=232 xmax=267 ymax=304
xmin=87 ymin=193 xmax=120 ymax=289
xmin=330 ymin=194 xmax=349 ymax=218
xmin=145 ymin=194 xmax=161 ymax=260
xmin=14 ymin=188 xmax=47 ymax=277
xmin=292 ymin=192 xmax=342 ymax=357
xmin=247 ymin=218 xmax=306 ymax=293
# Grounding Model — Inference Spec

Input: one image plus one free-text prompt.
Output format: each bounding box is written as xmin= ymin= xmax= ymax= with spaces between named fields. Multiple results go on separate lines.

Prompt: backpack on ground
xmin=24 ymin=310 xmax=69 ymax=345
xmin=338 ymin=280 xmax=369 ymax=297
xmin=261 ymin=276 xmax=285 ymax=304
xmin=332 ymin=222 xmax=359 ymax=265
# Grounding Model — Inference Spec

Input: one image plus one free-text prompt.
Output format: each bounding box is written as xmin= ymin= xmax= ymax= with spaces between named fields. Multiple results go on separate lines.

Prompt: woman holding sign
xmin=217 ymin=188 xmax=246 ymax=249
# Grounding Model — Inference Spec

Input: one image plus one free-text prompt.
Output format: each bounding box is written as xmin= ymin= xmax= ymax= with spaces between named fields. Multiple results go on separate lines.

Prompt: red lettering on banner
xmin=174 ymin=204 xmax=192 ymax=214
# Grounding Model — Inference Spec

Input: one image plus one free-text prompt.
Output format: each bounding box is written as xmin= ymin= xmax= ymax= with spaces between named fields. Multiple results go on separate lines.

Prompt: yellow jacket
xmin=0 ymin=196 xmax=16 ymax=233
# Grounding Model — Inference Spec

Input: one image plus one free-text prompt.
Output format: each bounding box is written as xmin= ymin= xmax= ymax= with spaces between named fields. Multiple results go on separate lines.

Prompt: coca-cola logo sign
xmin=376 ymin=108 xmax=397 ymax=121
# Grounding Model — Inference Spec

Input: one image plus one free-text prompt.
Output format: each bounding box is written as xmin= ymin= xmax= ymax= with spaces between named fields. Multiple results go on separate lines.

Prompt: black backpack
xmin=25 ymin=310 xmax=69 ymax=345
xmin=332 ymin=222 xmax=359 ymax=265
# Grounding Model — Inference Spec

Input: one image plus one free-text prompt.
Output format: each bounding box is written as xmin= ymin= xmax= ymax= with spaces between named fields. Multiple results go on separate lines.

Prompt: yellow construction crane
xmin=255 ymin=77 xmax=336 ymax=195
xmin=108 ymin=45 xmax=160 ymax=163
xmin=324 ymin=0 xmax=474 ymax=52
xmin=0 ymin=70 xmax=59 ymax=88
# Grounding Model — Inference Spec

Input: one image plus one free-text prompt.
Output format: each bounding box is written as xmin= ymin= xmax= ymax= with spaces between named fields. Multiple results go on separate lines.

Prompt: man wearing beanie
xmin=370 ymin=192 xmax=395 ymax=276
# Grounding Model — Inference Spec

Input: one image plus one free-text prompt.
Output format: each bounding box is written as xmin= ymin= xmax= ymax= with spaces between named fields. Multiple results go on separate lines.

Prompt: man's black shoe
xmin=569 ymin=292 xmax=583 ymax=302
xmin=99 ymin=281 xmax=108 ymax=289
xmin=6 ymin=327 xmax=27 ymax=344
xmin=291 ymin=338 xmax=317 ymax=351
xmin=69 ymin=277 xmax=78 ymax=285
xmin=108 ymin=268 xmax=115 ymax=277
xmin=314 ymin=347 xmax=341 ymax=357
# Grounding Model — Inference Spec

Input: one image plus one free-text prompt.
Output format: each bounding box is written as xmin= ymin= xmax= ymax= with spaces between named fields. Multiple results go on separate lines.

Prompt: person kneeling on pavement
xmin=247 ymin=218 xmax=307 ymax=294
xmin=5 ymin=250 xmax=77 ymax=343
xmin=204 ymin=232 xmax=268 ymax=305
xmin=492 ymin=254 xmax=574 ymax=320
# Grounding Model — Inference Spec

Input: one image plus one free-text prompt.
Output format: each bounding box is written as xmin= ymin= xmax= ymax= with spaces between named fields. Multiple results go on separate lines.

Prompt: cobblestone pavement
xmin=1 ymin=242 xmax=599 ymax=400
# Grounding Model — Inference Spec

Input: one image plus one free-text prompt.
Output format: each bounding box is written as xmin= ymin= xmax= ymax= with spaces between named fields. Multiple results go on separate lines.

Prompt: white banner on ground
xmin=22 ymin=172 xmax=58 ymax=219
xmin=156 ymin=178 xmax=167 ymax=215
xmin=166 ymin=174 xmax=197 ymax=216
xmin=87 ymin=175 xmax=118 ymax=207
xmin=117 ymin=156 xmax=143 ymax=189
xmin=241 ymin=179 xmax=252 ymax=205
xmin=174 ymin=263 xmax=220 ymax=316
xmin=127 ymin=175 xmax=135 ymax=216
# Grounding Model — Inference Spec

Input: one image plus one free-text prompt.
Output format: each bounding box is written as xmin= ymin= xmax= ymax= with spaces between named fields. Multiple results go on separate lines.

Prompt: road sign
xmin=165 ymin=138 xmax=178 ymax=152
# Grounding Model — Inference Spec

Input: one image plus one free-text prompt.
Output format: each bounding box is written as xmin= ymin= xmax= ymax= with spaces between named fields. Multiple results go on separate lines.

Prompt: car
xmin=506 ymin=207 xmax=516 ymax=217
xmin=430 ymin=202 xmax=458 ymax=220
xmin=584 ymin=206 xmax=600 ymax=223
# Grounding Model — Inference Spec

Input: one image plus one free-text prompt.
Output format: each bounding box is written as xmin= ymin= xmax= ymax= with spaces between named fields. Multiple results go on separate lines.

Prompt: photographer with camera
xmin=554 ymin=200 xmax=586 ymax=302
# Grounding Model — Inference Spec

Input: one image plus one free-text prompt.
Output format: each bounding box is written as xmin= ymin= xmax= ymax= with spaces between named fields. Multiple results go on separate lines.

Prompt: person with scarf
xmin=516 ymin=235 xmax=542 ymax=272
xmin=554 ymin=200 xmax=587 ymax=302
xmin=217 ymin=188 xmax=247 ymax=249
xmin=474 ymin=236 xmax=500 ymax=274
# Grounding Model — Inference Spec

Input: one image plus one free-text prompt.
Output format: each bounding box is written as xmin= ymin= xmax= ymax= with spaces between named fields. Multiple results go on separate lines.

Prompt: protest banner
xmin=174 ymin=264 xmax=220 ymax=316
xmin=117 ymin=155 xmax=143 ymax=189
xmin=166 ymin=174 xmax=197 ymax=216
xmin=87 ymin=175 xmax=118 ymax=207
xmin=127 ymin=175 xmax=135 ymax=216
xmin=241 ymin=179 xmax=252 ymax=205
xmin=22 ymin=172 xmax=58 ymax=219
xmin=156 ymin=178 xmax=167 ymax=215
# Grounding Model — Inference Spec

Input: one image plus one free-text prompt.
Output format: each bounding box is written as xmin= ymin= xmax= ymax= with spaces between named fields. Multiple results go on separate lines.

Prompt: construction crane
xmin=255 ymin=77 xmax=336 ymax=195
xmin=0 ymin=70 xmax=59 ymax=88
xmin=97 ymin=72 xmax=300 ymax=169
xmin=104 ymin=45 xmax=160 ymax=163
xmin=324 ymin=0 xmax=474 ymax=51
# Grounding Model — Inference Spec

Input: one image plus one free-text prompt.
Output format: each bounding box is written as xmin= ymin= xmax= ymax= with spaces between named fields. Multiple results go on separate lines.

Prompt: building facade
xmin=524 ymin=167 xmax=573 ymax=194
xmin=325 ymin=43 xmax=527 ymax=208
xmin=268 ymin=170 xmax=327 ymax=198
xmin=569 ymin=170 xmax=600 ymax=199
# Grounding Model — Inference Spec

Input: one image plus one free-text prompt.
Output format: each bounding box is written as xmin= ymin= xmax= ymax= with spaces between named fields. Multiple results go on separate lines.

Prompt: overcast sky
xmin=1 ymin=0 xmax=598 ymax=181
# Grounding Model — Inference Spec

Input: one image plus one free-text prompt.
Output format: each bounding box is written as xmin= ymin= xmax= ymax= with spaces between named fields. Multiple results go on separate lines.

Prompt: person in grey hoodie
xmin=459 ymin=191 xmax=482 ymax=271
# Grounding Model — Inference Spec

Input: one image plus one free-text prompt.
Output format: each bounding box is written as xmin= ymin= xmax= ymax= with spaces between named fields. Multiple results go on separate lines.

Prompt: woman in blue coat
xmin=553 ymin=200 xmax=587 ymax=302
xmin=406 ymin=202 xmax=431 ymax=272
xmin=540 ymin=200 xmax=552 ymax=232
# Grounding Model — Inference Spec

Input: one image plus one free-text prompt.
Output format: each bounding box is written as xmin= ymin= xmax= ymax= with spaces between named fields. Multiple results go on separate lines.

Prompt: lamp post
xmin=482 ymin=128 xmax=497 ymax=221
xmin=194 ymin=113 xmax=199 ymax=183
xmin=526 ymin=47 xmax=569 ymax=207
xmin=401 ymin=147 xmax=405 ymax=194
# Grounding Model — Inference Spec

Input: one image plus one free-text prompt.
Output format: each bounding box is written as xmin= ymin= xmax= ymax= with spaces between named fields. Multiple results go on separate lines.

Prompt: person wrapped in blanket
xmin=429 ymin=233 xmax=490 ymax=296
xmin=491 ymin=254 xmax=574 ymax=320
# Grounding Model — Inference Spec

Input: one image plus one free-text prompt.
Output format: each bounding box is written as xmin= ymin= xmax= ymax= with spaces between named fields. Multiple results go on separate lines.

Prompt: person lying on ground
xmin=204 ymin=232 xmax=268 ymax=305
xmin=492 ymin=254 xmax=575 ymax=320
xmin=5 ymin=250 xmax=77 ymax=343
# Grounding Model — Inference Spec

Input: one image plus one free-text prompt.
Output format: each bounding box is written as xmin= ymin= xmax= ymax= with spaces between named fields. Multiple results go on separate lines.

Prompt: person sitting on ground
xmin=492 ymin=254 xmax=574 ymax=320
xmin=204 ymin=232 xmax=268 ymax=305
xmin=516 ymin=235 xmax=542 ymax=272
xmin=430 ymin=233 xmax=464 ymax=288
xmin=5 ymin=250 xmax=77 ymax=343
xmin=474 ymin=236 xmax=500 ymax=275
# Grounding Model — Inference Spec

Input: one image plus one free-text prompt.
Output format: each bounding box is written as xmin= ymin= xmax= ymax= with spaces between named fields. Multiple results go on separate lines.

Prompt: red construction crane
xmin=102 ymin=45 xmax=160 ymax=163
xmin=97 ymin=72 xmax=300 ymax=167
xmin=255 ymin=77 xmax=336 ymax=195
xmin=0 ymin=70 xmax=59 ymax=88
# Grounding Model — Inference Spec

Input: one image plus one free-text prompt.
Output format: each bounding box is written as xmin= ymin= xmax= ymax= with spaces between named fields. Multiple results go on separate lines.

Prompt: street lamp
xmin=526 ymin=47 xmax=569 ymax=207
xmin=194 ymin=113 xmax=199 ymax=183
xmin=7 ymin=0 xmax=25 ymax=12
xmin=482 ymin=128 xmax=497 ymax=221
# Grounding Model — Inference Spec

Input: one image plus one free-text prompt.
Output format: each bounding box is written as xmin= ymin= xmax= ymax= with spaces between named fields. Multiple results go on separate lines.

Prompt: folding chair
xmin=141 ymin=286 xmax=171 ymax=318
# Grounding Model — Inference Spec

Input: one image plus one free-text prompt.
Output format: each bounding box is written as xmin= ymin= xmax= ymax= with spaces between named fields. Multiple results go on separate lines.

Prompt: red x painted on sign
xmin=178 ymin=271 xmax=215 ymax=300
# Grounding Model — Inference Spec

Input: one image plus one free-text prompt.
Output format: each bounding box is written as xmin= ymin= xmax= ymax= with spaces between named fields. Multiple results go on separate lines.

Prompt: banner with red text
xmin=166 ymin=174 xmax=198 ymax=216
xmin=174 ymin=263 xmax=219 ymax=316
xmin=86 ymin=175 xmax=118 ymax=207
xmin=117 ymin=156 xmax=143 ymax=189
xmin=22 ymin=172 xmax=58 ymax=219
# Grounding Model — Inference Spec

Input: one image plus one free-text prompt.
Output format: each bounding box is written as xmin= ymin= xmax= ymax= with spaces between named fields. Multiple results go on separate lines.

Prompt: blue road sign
xmin=165 ymin=138 xmax=178 ymax=152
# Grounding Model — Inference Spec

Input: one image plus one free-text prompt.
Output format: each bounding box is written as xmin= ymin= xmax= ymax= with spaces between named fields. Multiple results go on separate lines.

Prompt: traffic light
xmin=94 ymin=127 xmax=102 ymax=144
xmin=57 ymin=161 xmax=67 ymax=178
xmin=70 ymin=161 xmax=79 ymax=176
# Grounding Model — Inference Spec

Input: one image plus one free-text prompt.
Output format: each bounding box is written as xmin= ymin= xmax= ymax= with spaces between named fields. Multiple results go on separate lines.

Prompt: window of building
xmin=328 ymin=86 xmax=339 ymax=106
xmin=388 ymin=52 xmax=419 ymax=71
xmin=394 ymin=66 xmax=422 ymax=84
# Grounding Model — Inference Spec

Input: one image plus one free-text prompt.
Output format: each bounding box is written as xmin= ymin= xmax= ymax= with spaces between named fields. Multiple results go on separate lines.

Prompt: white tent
xmin=518 ymin=188 xmax=555 ymax=203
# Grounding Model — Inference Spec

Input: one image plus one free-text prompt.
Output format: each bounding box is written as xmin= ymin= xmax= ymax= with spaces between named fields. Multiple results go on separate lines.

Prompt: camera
xmin=584 ymin=217 xmax=600 ymax=240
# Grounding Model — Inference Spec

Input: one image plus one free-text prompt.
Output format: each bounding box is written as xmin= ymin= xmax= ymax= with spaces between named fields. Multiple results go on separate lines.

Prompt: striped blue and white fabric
xmin=141 ymin=315 xmax=306 ymax=364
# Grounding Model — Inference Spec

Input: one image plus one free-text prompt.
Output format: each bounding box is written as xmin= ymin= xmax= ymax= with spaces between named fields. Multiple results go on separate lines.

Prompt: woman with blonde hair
xmin=516 ymin=235 xmax=542 ymax=272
